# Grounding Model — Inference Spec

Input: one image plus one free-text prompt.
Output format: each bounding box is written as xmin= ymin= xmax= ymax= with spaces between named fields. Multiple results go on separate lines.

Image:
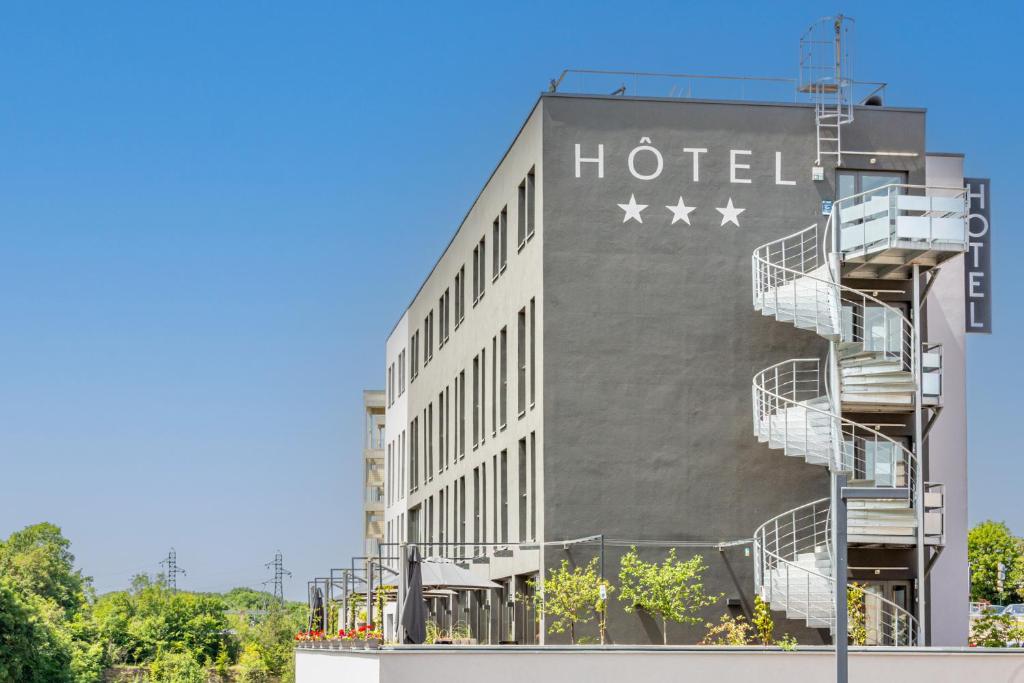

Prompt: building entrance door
xmin=860 ymin=580 xmax=913 ymax=645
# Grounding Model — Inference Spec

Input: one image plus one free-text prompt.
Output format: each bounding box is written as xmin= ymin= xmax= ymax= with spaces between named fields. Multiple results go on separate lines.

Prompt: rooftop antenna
xmin=799 ymin=14 xmax=854 ymax=166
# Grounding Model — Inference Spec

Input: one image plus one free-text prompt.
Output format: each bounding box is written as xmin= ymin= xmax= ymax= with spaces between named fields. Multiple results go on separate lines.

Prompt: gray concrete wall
xmin=539 ymin=94 xmax=927 ymax=643
xmin=296 ymin=647 xmax=1024 ymax=683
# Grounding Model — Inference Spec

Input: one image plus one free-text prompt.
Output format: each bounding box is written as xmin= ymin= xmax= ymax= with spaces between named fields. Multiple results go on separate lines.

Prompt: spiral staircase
xmin=749 ymin=184 xmax=968 ymax=646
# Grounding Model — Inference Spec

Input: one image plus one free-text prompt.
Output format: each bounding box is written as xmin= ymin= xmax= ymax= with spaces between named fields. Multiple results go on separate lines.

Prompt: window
xmin=491 ymin=336 xmax=497 ymax=436
xmin=387 ymin=364 xmax=394 ymax=406
xmin=517 ymin=308 xmax=526 ymax=416
xmin=518 ymin=438 xmax=527 ymax=542
xmin=454 ymin=269 xmax=463 ymax=329
xmin=499 ymin=326 xmax=508 ymax=428
xmin=440 ymin=290 xmax=450 ymax=345
xmin=410 ymin=331 xmax=419 ymax=381
xmin=500 ymin=450 xmax=508 ymax=543
xmin=427 ymin=403 xmax=434 ymax=481
xmin=481 ymin=461 xmax=488 ymax=544
xmin=458 ymin=476 xmax=466 ymax=558
xmin=438 ymin=391 xmax=445 ymax=471
xmin=473 ymin=236 xmax=486 ymax=304
xmin=529 ymin=299 xmax=536 ymax=407
xmin=492 ymin=454 xmax=498 ymax=542
xmin=408 ymin=505 xmax=420 ymax=544
xmin=518 ymin=178 xmax=527 ymax=248
xmin=458 ymin=370 xmax=466 ymax=458
xmin=530 ymin=432 xmax=537 ymax=541
xmin=472 ymin=355 xmax=480 ymax=448
xmin=526 ymin=168 xmax=536 ymax=239
xmin=473 ymin=467 xmax=480 ymax=553
xmin=409 ymin=418 xmax=418 ymax=494
xmin=480 ymin=346 xmax=486 ymax=442
xmin=444 ymin=386 xmax=451 ymax=469
xmin=399 ymin=430 xmax=405 ymax=497
xmin=492 ymin=206 xmax=508 ymax=280
xmin=424 ymin=311 xmax=434 ymax=364
xmin=398 ymin=349 xmax=405 ymax=396
xmin=472 ymin=246 xmax=480 ymax=303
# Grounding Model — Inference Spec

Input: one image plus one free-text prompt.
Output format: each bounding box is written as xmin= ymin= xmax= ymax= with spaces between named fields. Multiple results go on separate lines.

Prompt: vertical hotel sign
xmin=964 ymin=178 xmax=991 ymax=333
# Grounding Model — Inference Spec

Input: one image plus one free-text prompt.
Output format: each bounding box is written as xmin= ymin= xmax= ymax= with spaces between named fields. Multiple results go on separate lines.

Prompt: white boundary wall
xmin=297 ymin=646 xmax=1024 ymax=683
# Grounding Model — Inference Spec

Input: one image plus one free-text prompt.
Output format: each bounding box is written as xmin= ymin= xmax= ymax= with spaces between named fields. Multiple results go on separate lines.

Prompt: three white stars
xmin=617 ymin=195 xmax=745 ymax=227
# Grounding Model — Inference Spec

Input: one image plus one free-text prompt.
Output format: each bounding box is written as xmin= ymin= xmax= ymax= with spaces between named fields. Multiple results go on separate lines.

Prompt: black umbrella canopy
xmin=400 ymin=547 xmax=427 ymax=644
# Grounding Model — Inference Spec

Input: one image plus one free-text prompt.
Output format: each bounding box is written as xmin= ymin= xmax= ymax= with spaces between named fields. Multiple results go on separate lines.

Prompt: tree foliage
xmin=969 ymin=612 xmax=1024 ymax=647
xmin=700 ymin=613 xmax=752 ymax=645
xmin=530 ymin=558 xmax=612 ymax=644
xmin=751 ymin=595 xmax=774 ymax=646
xmin=968 ymin=520 xmax=1024 ymax=603
xmin=618 ymin=547 xmax=720 ymax=644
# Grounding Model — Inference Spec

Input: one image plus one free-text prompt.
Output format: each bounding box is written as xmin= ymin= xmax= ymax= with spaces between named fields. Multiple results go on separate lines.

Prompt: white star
xmin=617 ymin=194 xmax=647 ymax=224
xmin=716 ymin=198 xmax=745 ymax=227
xmin=665 ymin=197 xmax=696 ymax=225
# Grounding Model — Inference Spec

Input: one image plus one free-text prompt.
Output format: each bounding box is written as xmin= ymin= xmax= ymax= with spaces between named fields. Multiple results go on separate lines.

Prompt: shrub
xmin=701 ymin=614 xmax=752 ymax=645
xmin=751 ymin=595 xmax=774 ymax=646
xmin=148 ymin=650 xmax=205 ymax=683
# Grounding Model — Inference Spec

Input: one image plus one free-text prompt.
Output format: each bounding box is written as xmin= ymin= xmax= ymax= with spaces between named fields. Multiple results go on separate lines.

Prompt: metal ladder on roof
xmin=800 ymin=15 xmax=855 ymax=166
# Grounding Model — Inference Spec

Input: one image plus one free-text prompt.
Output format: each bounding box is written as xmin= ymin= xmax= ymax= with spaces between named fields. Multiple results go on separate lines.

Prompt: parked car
xmin=1002 ymin=604 xmax=1024 ymax=621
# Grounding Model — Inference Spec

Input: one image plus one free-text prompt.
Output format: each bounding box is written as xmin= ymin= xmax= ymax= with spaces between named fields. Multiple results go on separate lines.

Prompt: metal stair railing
xmin=753 ymin=500 xmax=919 ymax=645
xmin=753 ymin=358 xmax=918 ymax=498
xmin=753 ymin=223 xmax=916 ymax=376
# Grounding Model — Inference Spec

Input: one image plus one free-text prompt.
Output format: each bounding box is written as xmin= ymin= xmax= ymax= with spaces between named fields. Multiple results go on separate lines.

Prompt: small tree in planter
xmin=618 ymin=547 xmax=721 ymax=645
xmin=751 ymin=595 xmax=774 ymax=646
xmin=847 ymin=583 xmax=867 ymax=646
xmin=529 ymin=558 xmax=613 ymax=644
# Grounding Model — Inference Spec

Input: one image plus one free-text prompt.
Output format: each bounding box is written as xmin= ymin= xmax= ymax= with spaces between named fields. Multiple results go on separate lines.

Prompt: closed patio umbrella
xmin=400 ymin=547 xmax=427 ymax=644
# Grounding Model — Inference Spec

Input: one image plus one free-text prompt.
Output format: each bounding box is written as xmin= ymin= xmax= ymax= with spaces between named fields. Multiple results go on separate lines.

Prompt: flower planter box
xmin=364 ymin=638 xmax=382 ymax=650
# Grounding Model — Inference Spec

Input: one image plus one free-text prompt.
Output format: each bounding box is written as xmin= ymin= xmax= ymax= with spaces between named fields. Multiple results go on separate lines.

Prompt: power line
xmin=159 ymin=548 xmax=187 ymax=591
xmin=263 ymin=550 xmax=291 ymax=605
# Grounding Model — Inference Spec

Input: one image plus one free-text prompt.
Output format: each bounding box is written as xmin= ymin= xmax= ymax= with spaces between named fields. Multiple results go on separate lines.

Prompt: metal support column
xmin=913 ymin=264 xmax=927 ymax=645
xmin=834 ymin=473 xmax=849 ymax=683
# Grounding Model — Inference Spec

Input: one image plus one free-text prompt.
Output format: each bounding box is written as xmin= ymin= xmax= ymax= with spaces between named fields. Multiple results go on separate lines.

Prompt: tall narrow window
xmin=499 ymin=327 xmax=508 ymax=428
xmin=518 ymin=438 xmax=527 ymax=542
xmin=481 ymin=462 xmax=487 ymax=544
xmin=518 ymin=178 xmax=527 ymax=248
xmin=492 ymin=454 xmax=498 ymax=542
xmin=491 ymin=336 xmax=497 ymax=436
xmin=454 ymin=271 xmax=462 ymax=329
xmin=472 ymin=355 xmax=480 ymax=448
xmin=529 ymin=299 xmax=536 ymax=407
xmin=426 ymin=405 xmax=433 ymax=481
xmin=399 ymin=350 xmax=405 ymax=395
xmin=459 ymin=476 xmax=466 ymax=558
xmin=477 ymin=236 xmax=485 ymax=296
xmin=500 ymin=450 xmax=508 ymax=543
xmin=472 ymin=246 xmax=480 ymax=303
xmin=438 ymin=391 xmax=445 ymax=471
xmin=445 ymin=386 xmax=451 ymax=469
xmin=526 ymin=167 xmax=536 ymax=239
xmin=458 ymin=370 xmax=466 ymax=458
xmin=517 ymin=308 xmax=526 ymax=416
xmin=410 ymin=331 xmax=419 ymax=381
xmin=499 ymin=206 xmax=508 ymax=271
xmin=530 ymin=432 xmax=537 ymax=541
xmin=400 ymin=430 xmax=405 ymax=496
xmin=492 ymin=216 xmax=501 ymax=281
xmin=480 ymin=346 xmax=486 ymax=441
xmin=473 ymin=467 xmax=480 ymax=553
xmin=458 ymin=266 xmax=466 ymax=323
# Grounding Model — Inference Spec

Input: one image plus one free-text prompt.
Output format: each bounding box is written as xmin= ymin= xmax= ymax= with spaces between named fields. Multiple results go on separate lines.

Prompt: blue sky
xmin=1 ymin=1 xmax=1020 ymax=600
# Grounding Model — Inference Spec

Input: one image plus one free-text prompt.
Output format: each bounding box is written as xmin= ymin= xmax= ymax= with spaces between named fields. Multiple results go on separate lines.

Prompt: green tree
xmin=148 ymin=649 xmax=205 ymax=683
xmin=236 ymin=643 xmax=271 ymax=683
xmin=751 ymin=595 xmax=774 ymax=646
xmin=0 ymin=578 xmax=73 ymax=683
xmin=0 ymin=523 xmax=89 ymax=619
xmin=968 ymin=520 xmax=1023 ymax=603
xmin=969 ymin=612 xmax=1024 ymax=647
xmin=618 ymin=547 xmax=720 ymax=645
xmin=847 ymin=583 xmax=867 ymax=646
xmin=529 ymin=558 xmax=612 ymax=644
